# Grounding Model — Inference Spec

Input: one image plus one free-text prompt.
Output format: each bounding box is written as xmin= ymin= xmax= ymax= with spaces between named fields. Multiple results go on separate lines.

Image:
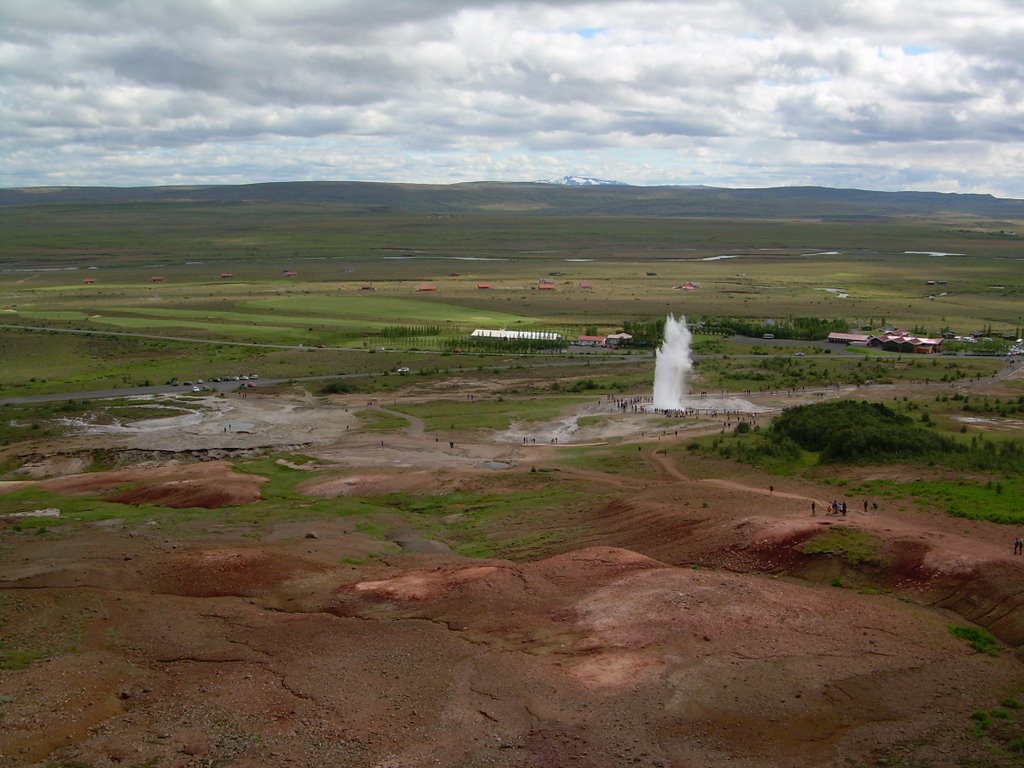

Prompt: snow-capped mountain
xmin=534 ymin=175 xmax=629 ymax=187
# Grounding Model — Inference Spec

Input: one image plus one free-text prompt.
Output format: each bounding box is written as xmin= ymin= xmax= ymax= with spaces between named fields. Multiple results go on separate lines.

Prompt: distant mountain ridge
xmin=534 ymin=175 xmax=630 ymax=187
xmin=1 ymin=181 xmax=1022 ymax=220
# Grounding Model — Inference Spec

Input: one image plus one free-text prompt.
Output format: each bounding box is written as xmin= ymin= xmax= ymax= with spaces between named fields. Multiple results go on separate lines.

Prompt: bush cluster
xmin=771 ymin=400 xmax=954 ymax=463
xmin=708 ymin=400 xmax=1024 ymax=474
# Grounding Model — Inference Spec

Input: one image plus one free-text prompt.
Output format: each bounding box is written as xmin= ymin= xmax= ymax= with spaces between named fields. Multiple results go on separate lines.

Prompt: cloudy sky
xmin=3 ymin=0 xmax=1024 ymax=195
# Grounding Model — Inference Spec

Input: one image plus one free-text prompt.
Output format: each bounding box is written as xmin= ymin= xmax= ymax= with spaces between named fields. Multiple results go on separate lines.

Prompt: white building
xmin=471 ymin=329 xmax=562 ymax=341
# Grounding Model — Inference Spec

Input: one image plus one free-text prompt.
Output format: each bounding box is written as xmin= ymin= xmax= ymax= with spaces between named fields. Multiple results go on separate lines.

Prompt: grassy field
xmin=1 ymin=200 xmax=1022 ymax=397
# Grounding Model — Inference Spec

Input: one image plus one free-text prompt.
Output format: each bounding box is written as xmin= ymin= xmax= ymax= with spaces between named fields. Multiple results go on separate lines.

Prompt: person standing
xmin=1014 ymin=536 xmax=1023 ymax=556
xmin=811 ymin=500 xmax=816 ymax=516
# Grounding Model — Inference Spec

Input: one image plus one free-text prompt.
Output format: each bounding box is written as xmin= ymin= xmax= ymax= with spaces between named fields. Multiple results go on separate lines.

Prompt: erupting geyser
xmin=652 ymin=314 xmax=692 ymax=410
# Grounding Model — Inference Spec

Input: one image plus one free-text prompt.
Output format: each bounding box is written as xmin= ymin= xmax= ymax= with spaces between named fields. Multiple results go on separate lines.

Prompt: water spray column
xmin=652 ymin=314 xmax=693 ymax=411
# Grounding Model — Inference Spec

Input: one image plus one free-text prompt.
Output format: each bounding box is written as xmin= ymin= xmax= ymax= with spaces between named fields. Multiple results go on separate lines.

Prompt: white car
xmin=396 ymin=367 xmax=410 ymax=374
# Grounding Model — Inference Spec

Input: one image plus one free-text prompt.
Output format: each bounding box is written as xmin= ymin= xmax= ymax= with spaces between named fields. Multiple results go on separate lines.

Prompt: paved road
xmin=2 ymin=321 xmax=992 ymax=406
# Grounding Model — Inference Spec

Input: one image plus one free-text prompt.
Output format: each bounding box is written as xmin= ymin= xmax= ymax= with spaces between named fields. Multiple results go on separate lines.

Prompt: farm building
xmin=416 ymin=283 xmax=437 ymax=292
xmin=83 ymin=278 xmax=96 ymax=284
xmin=220 ymin=272 xmax=233 ymax=279
xmin=537 ymin=283 xmax=556 ymax=290
xmin=477 ymin=282 xmax=492 ymax=289
xmin=828 ymin=329 xmax=941 ymax=353
xmin=574 ymin=335 xmax=606 ymax=346
xmin=150 ymin=276 xmax=164 ymax=282
xmin=538 ymin=277 xmax=555 ymax=285
xmin=604 ymin=332 xmax=633 ymax=346
xmin=578 ymin=281 xmax=593 ymax=289
xmin=471 ymin=329 xmax=562 ymax=341
xmin=827 ymin=332 xmax=876 ymax=346
xmin=283 ymin=270 xmax=298 ymax=278
xmin=673 ymin=282 xmax=698 ymax=291
xmin=876 ymin=330 xmax=944 ymax=353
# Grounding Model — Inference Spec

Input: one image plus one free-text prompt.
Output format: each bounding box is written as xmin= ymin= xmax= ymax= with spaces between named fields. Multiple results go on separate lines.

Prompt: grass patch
xmin=949 ymin=625 xmax=1001 ymax=656
xmin=0 ymin=485 xmax=180 ymax=528
xmin=372 ymin=482 xmax=589 ymax=559
xmin=391 ymin=396 xmax=586 ymax=432
xmin=0 ymin=647 xmax=50 ymax=670
xmin=848 ymin=478 xmax=1024 ymax=525
xmin=800 ymin=526 xmax=885 ymax=566
xmin=557 ymin=442 xmax=661 ymax=479
xmin=971 ymin=709 xmax=993 ymax=736
xmin=356 ymin=409 xmax=411 ymax=431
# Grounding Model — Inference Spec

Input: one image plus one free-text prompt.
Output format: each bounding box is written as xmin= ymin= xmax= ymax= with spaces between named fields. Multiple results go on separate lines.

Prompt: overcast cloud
xmin=3 ymin=0 xmax=1023 ymax=196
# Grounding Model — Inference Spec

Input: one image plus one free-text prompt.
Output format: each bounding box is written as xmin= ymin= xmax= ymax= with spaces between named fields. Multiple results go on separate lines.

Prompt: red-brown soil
xmin=15 ymin=461 xmax=266 ymax=509
xmin=2 ymin=377 xmax=1023 ymax=767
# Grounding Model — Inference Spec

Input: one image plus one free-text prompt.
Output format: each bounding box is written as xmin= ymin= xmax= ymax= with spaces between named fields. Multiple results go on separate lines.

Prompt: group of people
xmin=604 ymin=395 xmax=757 ymax=423
xmin=611 ymin=395 xmax=650 ymax=413
xmin=810 ymin=499 xmax=871 ymax=516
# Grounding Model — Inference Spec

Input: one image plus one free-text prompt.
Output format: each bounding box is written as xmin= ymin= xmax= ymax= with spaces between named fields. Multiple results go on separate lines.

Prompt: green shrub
xmin=971 ymin=710 xmax=993 ymax=736
xmin=949 ymin=625 xmax=1001 ymax=656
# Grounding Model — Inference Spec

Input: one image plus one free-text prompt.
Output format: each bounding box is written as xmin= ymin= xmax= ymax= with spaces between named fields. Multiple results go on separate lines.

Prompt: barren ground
xmin=2 ymin=371 xmax=1023 ymax=767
